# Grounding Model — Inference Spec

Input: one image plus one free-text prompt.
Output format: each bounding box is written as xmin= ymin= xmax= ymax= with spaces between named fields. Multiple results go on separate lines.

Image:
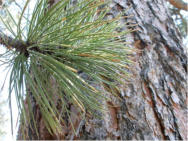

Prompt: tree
xmin=0 ymin=0 xmax=187 ymax=140
xmin=168 ymin=0 xmax=188 ymax=38
xmin=0 ymin=0 xmax=132 ymax=139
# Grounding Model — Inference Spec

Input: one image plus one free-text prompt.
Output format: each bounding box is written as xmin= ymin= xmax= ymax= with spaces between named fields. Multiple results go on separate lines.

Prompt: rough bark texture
xmin=18 ymin=0 xmax=188 ymax=140
xmin=74 ymin=0 xmax=187 ymax=140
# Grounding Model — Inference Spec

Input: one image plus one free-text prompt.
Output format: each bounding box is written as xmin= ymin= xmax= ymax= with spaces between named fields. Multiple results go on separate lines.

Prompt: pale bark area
xmin=17 ymin=0 xmax=187 ymax=140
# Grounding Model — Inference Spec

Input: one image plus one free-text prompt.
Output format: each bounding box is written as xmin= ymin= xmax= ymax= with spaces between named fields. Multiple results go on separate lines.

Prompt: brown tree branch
xmin=167 ymin=0 xmax=188 ymax=11
xmin=0 ymin=31 xmax=29 ymax=56
xmin=0 ymin=0 xmax=58 ymax=55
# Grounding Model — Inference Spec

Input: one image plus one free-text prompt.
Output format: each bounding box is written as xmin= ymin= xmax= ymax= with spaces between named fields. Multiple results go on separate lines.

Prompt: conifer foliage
xmin=0 ymin=0 xmax=132 ymax=137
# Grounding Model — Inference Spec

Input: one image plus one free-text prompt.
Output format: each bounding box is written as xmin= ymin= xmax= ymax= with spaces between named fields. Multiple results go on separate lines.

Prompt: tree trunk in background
xmin=18 ymin=0 xmax=187 ymax=140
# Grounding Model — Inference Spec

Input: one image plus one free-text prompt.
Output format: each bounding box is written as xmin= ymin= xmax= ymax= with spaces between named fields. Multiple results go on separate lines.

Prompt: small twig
xmin=0 ymin=30 xmax=29 ymax=55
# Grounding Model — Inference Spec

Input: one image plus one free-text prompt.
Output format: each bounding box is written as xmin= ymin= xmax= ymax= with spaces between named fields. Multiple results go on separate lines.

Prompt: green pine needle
xmin=0 ymin=0 xmax=133 ymax=138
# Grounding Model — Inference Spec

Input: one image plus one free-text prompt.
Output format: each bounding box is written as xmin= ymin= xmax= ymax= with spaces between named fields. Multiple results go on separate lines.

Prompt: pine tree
xmin=0 ymin=0 xmax=187 ymax=140
xmin=0 ymin=0 xmax=133 ymax=139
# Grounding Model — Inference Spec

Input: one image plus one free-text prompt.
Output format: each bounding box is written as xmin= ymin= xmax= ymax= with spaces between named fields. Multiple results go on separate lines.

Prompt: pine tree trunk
xmin=18 ymin=0 xmax=187 ymax=140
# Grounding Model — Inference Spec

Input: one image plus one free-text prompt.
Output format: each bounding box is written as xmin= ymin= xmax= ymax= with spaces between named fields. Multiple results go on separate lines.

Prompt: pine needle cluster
xmin=0 ymin=0 xmax=133 ymax=137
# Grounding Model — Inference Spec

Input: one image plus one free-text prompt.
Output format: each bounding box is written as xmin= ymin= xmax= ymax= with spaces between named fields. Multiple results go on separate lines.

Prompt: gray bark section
xmin=75 ymin=0 xmax=187 ymax=140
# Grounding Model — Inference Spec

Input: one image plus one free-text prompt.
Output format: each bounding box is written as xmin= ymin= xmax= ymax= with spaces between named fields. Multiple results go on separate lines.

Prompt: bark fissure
xmin=148 ymin=80 xmax=183 ymax=140
xmin=142 ymin=81 xmax=167 ymax=140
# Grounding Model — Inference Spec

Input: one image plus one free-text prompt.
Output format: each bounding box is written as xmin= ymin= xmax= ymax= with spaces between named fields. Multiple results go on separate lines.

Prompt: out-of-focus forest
xmin=168 ymin=1 xmax=187 ymax=43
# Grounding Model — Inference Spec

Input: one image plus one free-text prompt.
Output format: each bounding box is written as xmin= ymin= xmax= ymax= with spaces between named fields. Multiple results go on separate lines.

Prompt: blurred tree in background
xmin=169 ymin=7 xmax=187 ymax=38
xmin=167 ymin=0 xmax=188 ymax=40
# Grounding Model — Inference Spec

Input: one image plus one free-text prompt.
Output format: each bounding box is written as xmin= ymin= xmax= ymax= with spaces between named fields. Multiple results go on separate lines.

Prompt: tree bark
xmin=71 ymin=0 xmax=188 ymax=140
xmin=17 ymin=0 xmax=188 ymax=140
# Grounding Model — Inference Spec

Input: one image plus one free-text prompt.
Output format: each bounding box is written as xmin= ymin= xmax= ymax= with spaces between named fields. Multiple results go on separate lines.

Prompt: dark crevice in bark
xmin=158 ymin=31 xmax=184 ymax=57
xmin=140 ymin=49 xmax=185 ymax=139
xmin=142 ymin=22 xmax=187 ymax=73
xmin=152 ymin=82 xmax=183 ymax=140
xmin=129 ymin=1 xmax=140 ymax=19
xmin=133 ymin=32 xmax=148 ymax=49
xmin=163 ymin=73 xmax=186 ymax=109
xmin=155 ymin=48 xmax=186 ymax=83
xmin=168 ymin=88 xmax=184 ymax=140
xmin=146 ymin=2 xmax=161 ymax=22
xmin=141 ymin=59 xmax=185 ymax=139
xmin=145 ymin=82 xmax=170 ymax=140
